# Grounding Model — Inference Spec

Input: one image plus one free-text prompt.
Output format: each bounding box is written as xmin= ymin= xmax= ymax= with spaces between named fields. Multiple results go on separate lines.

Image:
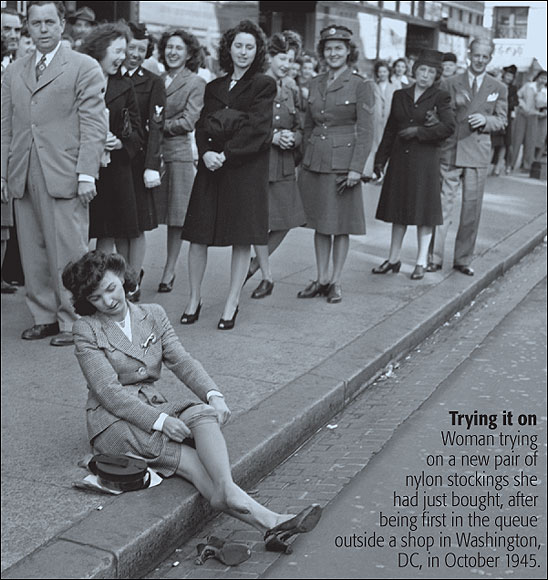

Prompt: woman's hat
xmin=320 ymin=25 xmax=353 ymax=42
xmin=442 ymin=52 xmax=457 ymax=63
xmin=502 ymin=64 xmax=517 ymax=76
xmin=68 ymin=6 xmax=96 ymax=25
xmin=415 ymin=49 xmax=444 ymax=71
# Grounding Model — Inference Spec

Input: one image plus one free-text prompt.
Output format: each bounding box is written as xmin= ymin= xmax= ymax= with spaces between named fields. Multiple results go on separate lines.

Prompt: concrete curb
xmin=3 ymin=214 xmax=546 ymax=579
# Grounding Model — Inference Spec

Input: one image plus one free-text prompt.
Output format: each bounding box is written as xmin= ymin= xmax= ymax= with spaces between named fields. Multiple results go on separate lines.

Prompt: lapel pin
xmin=141 ymin=333 xmax=157 ymax=354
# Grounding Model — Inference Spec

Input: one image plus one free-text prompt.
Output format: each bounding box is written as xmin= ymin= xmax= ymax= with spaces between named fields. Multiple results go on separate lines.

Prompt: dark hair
xmin=1 ymin=7 xmax=24 ymax=22
xmin=392 ymin=58 xmax=408 ymax=75
xmin=268 ymin=30 xmax=302 ymax=58
xmin=374 ymin=60 xmax=391 ymax=80
xmin=218 ymin=19 xmax=267 ymax=74
xmin=62 ymin=252 xmax=137 ymax=316
xmin=20 ymin=24 xmax=31 ymax=39
xmin=412 ymin=60 xmax=443 ymax=82
xmin=79 ymin=22 xmax=130 ymax=63
xmin=158 ymin=29 xmax=202 ymax=72
xmin=316 ymin=33 xmax=358 ymax=67
xmin=27 ymin=1 xmax=65 ymax=20
xmin=127 ymin=21 xmax=154 ymax=60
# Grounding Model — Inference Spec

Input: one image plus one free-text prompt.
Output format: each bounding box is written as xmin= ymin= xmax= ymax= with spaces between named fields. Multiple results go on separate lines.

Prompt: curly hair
xmin=374 ymin=60 xmax=391 ymax=80
xmin=79 ymin=22 xmax=130 ymax=64
xmin=218 ymin=19 xmax=267 ymax=75
xmin=316 ymin=29 xmax=358 ymax=67
xmin=268 ymin=30 xmax=302 ymax=58
xmin=158 ymin=29 xmax=202 ymax=72
xmin=62 ymin=252 xmax=137 ymax=316
xmin=392 ymin=57 xmax=409 ymax=75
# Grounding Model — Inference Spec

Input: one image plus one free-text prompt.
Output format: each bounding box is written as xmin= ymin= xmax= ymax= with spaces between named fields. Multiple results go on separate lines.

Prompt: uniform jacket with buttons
xmin=269 ymin=77 xmax=303 ymax=182
xmin=73 ymin=302 xmax=217 ymax=442
xmin=302 ymin=68 xmax=375 ymax=174
xmin=162 ymin=68 xmax=206 ymax=163
xmin=128 ymin=66 xmax=166 ymax=171
xmin=440 ymin=71 xmax=507 ymax=168
xmin=1 ymin=45 xmax=108 ymax=198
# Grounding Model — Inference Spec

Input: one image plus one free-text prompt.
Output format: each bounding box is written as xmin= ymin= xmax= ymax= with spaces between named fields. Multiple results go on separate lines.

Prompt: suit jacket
xmin=1 ymin=46 xmax=108 ymax=198
xmin=128 ymin=66 xmax=166 ymax=171
xmin=302 ymin=68 xmax=375 ymax=174
xmin=440 ymin=71 xmax=507 ymax=168
xmin=162 ymin=68 xmax=206 ymax=163
xmin=73 ymin=302 xmax=218 ymax=442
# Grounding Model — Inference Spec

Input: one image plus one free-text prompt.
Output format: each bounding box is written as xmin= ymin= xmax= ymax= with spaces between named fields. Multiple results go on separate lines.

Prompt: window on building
xmin=494 ymin=6 xmax=529 ymax=39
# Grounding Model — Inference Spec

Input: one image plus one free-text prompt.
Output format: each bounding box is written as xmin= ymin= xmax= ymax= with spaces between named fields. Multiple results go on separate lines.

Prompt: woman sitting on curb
xmin=62 ymin=251 xmax=321 ymax=554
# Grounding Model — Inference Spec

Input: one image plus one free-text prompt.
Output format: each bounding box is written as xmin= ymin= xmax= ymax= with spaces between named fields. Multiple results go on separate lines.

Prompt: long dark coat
xmin=90 ymin=73 xmax=143 ymax=239
xmin=374 ymin=84 xmax=455 ymax=226
xmin=126 ymin=66 xmax=166 ymax=231
xmin=181 ymin=69 xmax=277 ymax=246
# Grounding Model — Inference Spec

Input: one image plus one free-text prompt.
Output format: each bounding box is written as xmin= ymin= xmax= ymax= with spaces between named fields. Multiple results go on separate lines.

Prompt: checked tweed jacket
xmin=73 ymin=302 xmax=218 ymax=442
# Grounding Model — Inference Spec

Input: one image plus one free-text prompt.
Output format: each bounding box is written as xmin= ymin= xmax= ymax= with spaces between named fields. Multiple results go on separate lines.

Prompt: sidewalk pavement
xmin=1 ymin=174 xmax=546 ymax=579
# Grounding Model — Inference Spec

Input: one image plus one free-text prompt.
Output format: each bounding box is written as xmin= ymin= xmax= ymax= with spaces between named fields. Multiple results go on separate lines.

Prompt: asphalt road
xmin=263 ymin=278 xmax=547 ymax=579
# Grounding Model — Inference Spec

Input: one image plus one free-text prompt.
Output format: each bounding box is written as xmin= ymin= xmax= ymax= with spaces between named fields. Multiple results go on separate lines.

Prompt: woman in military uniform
xmin=248 ymin=30 xmax=306 ymax=300
xmin=297 ymin=25 xmax=375 ymax=304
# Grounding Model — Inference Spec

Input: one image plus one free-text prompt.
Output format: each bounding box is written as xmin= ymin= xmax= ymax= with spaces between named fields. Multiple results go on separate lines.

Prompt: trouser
xmin=511 ymin=111 xmax=537 ymax=170
xmin=430 ymin=162 xmax=488 ymax=267
xmin=14 ymin=145 xmax=89 ymax=331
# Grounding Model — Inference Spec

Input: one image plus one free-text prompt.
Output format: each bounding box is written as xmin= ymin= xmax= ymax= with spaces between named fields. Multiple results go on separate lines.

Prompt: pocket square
xmin=487 ymin=92 xmax=499 ymax=102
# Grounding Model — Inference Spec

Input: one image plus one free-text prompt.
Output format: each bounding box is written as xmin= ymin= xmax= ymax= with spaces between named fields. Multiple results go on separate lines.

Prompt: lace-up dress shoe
xmin=297 ymin=281 xmax=330 ymax=298
xmin=21 ymin=322 xmax=60 ymax=340
xmin=453 ymin=265 xmax=474 ymax=276
xmin=251 ymin=279 xmax=273 ymax=299
xmin=50 ymin=331 xmax=74 ymax=347
xmin=326 ymin=283 xmax=342 ymax=303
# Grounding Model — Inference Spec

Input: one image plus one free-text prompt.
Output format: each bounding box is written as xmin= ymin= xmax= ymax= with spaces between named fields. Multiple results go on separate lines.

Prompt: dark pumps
xmin=264 ymin=504 xmax=323 ymax=554
xmin=127 ymin=269 xmax=144 ymax=303
xmin=411 ymin=265 xmax=425 ymax=280
xmin=158 ymin=274 xmax=176 ymax=293
xmin=372 ymin=260 xmax=401 ymax=274
xmin=195 ymin=535 xmax=251 ymax=567
xmin=218 ymin=307 xmax=239 ymax=330
xmin=180 ymin=302 xmax=202 ymax=325
xmin=251 ymin=279 xmax=273 ymax=299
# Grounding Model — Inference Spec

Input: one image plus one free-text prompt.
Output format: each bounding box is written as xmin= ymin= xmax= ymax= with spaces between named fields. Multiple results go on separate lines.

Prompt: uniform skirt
xmin=156 ymin=160 xmax=195 ymax=227
xmin=268 ymin=178 xmax=306 ymax=231
xmin=132 ymin=156 xmax=158 ymax=232
xmin=298 ymin=169 xmax=366 ymax=235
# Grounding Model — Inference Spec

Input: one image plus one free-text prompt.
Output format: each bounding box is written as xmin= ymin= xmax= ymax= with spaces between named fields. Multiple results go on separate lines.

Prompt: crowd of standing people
xmin=1 ymin=2 xmax=546 ymax=337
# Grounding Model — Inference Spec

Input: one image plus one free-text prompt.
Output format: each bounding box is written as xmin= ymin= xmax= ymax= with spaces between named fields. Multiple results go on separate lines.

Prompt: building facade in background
xmin=2 ymin=2 xmax=544 ymax=76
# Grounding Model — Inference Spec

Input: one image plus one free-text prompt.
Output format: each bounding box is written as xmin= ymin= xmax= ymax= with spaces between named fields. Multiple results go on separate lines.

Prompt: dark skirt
xmin=90 ymin=160 xmax=141 ymax=239
xmin=298 ymin=169 xmax=365 ymax=235
xmin=132 ymin=155 xmax=158 ymax=232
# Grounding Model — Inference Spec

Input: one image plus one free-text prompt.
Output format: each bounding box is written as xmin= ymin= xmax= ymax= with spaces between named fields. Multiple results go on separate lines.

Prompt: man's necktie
xmin=35 ymin=54 xmax=47 ymax=81
xmin=471 ymin=76 xmax=478 ymax=97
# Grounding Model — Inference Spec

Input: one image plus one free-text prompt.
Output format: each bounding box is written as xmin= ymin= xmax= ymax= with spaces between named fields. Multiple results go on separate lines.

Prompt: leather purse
xmin=89 ymin=454 xmax=151 ymax=492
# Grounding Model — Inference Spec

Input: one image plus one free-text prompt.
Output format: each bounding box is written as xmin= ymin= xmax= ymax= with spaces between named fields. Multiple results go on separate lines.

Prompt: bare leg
xmin=115 ymin=238 xmax=129 ymax=263
xmin=222 ymin=245 xmax=250 ymax=320
xmin=249 ymin=230 xmax=290 ymax=279
xmin=96 ymin=238 xmax=115 ymax=255
xmin=416 ymin=226 xmax=433 ymax=267
xmin=176 ymin=445 xmax=292 ymax=533
xmin=314 ymin=231 xmax=332 ymax=285
xmin=160 ymin=226 xmax=184 ymax=285
xmin=128 ymin=234 xmax=146 ymax=274
xmin=185 ymin=242 xmax=208 ymax=314
xmin=331 ymin=234 xmax=349 ymax=284
xmin=388 ymin=224 xmax=406 ymax=263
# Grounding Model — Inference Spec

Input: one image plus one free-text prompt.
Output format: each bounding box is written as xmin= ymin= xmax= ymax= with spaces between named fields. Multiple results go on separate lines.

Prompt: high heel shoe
xmin=127 ymin=270 xmax=144 ymax=303
xmin=372 ymin=260 xmax=401 ymax=274
xmin=195 ymin=535 xmax=251 ymax=567
xmin=180 ymin=302 xmax=202 ymax=324
xmin=218 ymin=307 xmax=239 ymax=330
xmin=264 ymin=504 xmax=322 ymax=554
xmin=411 ymin=265 xmax=425 ymax=280
xmin=158 ymin=274 xmax=176 ymax=293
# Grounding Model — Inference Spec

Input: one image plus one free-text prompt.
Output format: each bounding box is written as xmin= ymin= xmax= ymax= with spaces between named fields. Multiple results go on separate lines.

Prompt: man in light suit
xmin=428 ymin=39 xmax=507 ymax=276
xmin=1 ymin=0 xmax=107 ymax=345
